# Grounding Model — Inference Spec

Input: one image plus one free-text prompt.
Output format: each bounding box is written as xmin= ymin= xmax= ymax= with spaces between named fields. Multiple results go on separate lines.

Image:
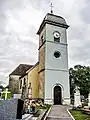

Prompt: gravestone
xmin=13 ymin=94 xmax=21 ymax=99
xmin=88 ymin=93 xmax=90 ymax=107
xmin=0 ymin=88 xmax=2 ymax=99
xmin=16 ymin=99 xmax=24 ymax=119
xmin=74 ymin=86 xmax=82 ymax=107
xmin=0 ymin=99 xmax=24 ymax=120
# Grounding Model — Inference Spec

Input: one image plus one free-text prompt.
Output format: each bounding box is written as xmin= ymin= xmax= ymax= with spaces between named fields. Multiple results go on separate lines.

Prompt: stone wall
xmin=38 ymin=71 xmax=45 ymax=99
xmin=19 ymin=75 xmax=28 ymax=100
xmin=9 ymin=75 xmax=20 ymax=94
xmin=38 ymin=37 xmax=45 ymax=100
xmin=39 ymin=45 xmax=45 ymax=71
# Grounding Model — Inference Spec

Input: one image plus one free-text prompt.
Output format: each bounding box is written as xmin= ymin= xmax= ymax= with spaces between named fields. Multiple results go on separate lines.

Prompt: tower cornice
xmin=37 ymin=13 xmax=69 ymax=35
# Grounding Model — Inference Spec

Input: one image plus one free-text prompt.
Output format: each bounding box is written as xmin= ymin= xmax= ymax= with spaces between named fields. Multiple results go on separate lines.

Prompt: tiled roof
xmin=9 ymin=64 xmax=33 ymax=76
xmin=19 ymin=62 xmax=39 ymax=79
xmin=44 ymin=13 xmax=67 ymax=26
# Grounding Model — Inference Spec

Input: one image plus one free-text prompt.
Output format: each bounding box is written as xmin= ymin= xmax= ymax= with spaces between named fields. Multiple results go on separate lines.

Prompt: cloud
xmin=0 ymin=0 xmax=40 ymax=86
xmin=0 ymin=0 xmax=90 ymax=86
xmin=80 ymin=0 xmax=90 ymax=24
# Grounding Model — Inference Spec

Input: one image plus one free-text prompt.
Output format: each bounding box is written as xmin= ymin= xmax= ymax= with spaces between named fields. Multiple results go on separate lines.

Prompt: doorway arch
xmin=54 ymin=85 xmax=62 ymax=105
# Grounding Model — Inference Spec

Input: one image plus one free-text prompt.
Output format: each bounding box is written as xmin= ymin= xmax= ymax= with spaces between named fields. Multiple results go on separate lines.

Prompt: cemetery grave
xmin=0 ymin=99 xmax=18 ymax=120
xmin=1 ymin=88 xmax=12 ymax=100
xmin=69 ymin=86 xmax=90 ymax=120
xmin=0 ymin=98 xmax=50 ymax=120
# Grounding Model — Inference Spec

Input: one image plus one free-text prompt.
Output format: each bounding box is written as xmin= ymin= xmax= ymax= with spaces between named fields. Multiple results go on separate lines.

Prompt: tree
xmin=69 ymin=65 xmax=90 ymax=98
xmin=0 ymin=85 xmax=4 ymax=90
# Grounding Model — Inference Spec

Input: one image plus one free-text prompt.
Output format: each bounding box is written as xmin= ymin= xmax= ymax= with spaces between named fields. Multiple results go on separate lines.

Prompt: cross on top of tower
xmin=50 ymin=3 xmax=53 ymax=14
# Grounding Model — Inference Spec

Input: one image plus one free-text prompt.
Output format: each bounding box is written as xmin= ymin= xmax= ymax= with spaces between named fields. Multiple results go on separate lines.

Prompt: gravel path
xmin=47 ymin=105 xmax=72 ymax=120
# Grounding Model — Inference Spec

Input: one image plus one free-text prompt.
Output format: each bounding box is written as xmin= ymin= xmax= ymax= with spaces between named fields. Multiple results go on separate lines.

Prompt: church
xmin=10 ymin=11 xmax=70 ymax=105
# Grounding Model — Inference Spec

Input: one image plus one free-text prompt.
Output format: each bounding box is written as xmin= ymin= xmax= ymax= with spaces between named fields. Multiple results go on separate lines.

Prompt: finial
xmin=50 ymin=3 xmax=53 ymax=14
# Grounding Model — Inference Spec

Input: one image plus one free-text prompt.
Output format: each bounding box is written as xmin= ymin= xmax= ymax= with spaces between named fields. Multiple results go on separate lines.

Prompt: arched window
xmin=54 ymin=37 xmax=60 ymax=42
xmin=23 ymin=78 xmax=26 ymax=85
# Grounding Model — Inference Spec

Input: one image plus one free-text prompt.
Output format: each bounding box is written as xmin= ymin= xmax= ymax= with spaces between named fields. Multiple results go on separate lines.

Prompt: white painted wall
xmin=46 ymin=24 xmax=67 ymax=44
xmin=44 ymin=70 xmax=70 ymax=104
xmin=45 ymin=42 xmax=68 ymax=70
xmin=43 ymin=23 xmax=70 ymax=104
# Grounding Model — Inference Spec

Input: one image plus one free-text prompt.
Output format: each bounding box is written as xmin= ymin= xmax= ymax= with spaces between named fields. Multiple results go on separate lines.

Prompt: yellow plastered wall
xmin=28 ymin=63 xmax=39 ymax=99
xmin=38 ymin=71 xmax=45 ymax=99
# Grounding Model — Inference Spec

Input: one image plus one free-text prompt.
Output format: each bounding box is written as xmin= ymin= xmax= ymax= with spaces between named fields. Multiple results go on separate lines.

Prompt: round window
xmin=54 ymin=51 xmax=61 ymax=58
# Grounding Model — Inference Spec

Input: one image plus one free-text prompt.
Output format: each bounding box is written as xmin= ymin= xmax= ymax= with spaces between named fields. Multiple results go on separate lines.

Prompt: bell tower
xmin=37 ymin=13 xmax=70 ymax=105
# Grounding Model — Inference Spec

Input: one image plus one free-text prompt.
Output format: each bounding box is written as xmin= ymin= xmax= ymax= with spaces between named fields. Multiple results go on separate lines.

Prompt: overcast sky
xmin=0 ymin=0 xmax=90 ymax=86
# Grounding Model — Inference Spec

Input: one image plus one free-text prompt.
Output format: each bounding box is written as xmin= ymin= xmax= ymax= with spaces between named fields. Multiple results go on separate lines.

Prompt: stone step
xmin=22 ymin=114 xmax=33 ymax=120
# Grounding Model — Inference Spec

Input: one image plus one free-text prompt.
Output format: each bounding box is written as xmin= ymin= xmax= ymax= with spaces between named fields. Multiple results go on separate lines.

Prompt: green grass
xmin=70 ymin=110 xmax=90 ymax=120
xmin=36 ymin=104 xmax=51 ymax=110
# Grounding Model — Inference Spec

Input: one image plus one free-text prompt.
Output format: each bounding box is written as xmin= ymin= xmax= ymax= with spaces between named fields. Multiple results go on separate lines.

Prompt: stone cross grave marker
xmin=74 ymin=86 xmax=82 ymax=107
xmin=1 ymin=88 xmax=11 ymax=100
xmin=88 ymin=93 xmax=90 ymax=107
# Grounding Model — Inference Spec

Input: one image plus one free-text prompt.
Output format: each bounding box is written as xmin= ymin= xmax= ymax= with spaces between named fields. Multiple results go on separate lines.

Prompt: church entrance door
xmin=54 ymin=86 xmax=62 ymax=105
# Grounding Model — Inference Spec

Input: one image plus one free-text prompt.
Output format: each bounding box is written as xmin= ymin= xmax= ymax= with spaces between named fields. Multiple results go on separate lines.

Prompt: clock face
xmin=54 ymin=31 xmax=60 ymax=38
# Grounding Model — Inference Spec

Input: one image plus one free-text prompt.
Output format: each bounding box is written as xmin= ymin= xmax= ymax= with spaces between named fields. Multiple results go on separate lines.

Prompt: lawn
xmin=70 ymin=110 xmax=90 ymax=120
